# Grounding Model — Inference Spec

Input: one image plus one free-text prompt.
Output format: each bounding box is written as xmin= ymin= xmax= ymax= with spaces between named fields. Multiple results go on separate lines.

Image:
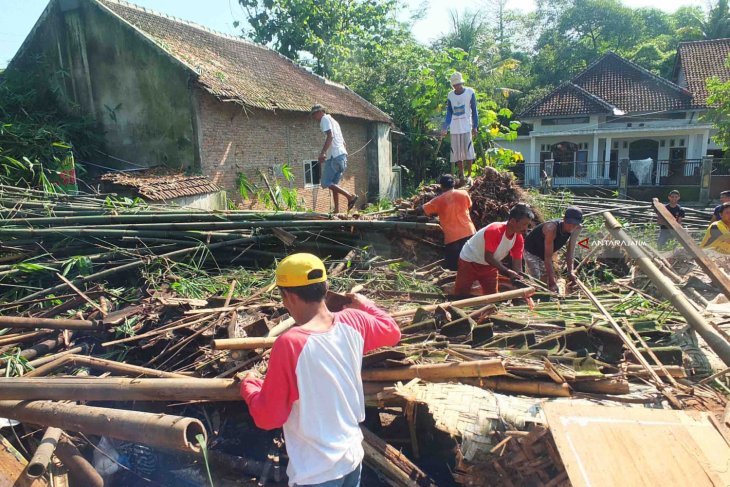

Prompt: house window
xmin=304 ymin=160 xmax=321 ymax=187
xmin=540 ymin=151 xmax=552 ymax=162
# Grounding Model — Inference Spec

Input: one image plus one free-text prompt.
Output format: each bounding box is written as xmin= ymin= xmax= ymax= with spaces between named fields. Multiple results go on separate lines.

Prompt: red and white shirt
xmin=460 ymin=221 xmax=524 ymax=265
xmin=241 ymin=299 xmax=400 ymax=486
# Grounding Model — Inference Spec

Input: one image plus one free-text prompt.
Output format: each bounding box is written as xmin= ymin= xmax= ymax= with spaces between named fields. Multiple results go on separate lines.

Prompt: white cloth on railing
xmin=629 ymin=158 xmax=653 ymax=186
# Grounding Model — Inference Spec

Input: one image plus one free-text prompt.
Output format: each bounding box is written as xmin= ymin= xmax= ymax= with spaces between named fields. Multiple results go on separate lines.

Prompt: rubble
xmin=0 ymin=182 xmax=728 ymax=486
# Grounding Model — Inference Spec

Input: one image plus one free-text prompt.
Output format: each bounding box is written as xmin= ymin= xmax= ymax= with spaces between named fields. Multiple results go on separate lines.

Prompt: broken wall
xmin=10 ymin=0 xmax=198 ymax=171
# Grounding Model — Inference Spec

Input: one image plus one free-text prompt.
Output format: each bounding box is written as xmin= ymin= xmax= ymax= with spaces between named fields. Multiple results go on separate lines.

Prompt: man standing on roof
xmin=453 ymin=204 xmax=534 ymax=297
xmin=440 ymin=72 xmax=479 ymax=185
xmin=241 ymin=253 xmax=401 ymax=487
xmin=311 ymin=104 xmax=358 ymax=214
xmin=523 ymin=207 xmax=583 ymax=292
xmin=420 ymin=174 xmax=476 ymax=271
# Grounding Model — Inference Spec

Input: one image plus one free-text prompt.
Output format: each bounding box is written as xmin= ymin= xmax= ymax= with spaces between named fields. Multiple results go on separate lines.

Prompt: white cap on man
xmin=450 ymin=72 xmax=464 ymax=86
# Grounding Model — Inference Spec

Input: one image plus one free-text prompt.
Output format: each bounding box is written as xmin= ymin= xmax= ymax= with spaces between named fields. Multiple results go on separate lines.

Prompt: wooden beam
xmin=652 ymin=198 xmax=730 ymax=299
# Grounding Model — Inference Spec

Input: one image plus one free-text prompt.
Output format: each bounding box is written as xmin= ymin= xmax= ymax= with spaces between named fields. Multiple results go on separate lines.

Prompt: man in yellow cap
xmin=241 ymin=253 xmax=400 ymax=487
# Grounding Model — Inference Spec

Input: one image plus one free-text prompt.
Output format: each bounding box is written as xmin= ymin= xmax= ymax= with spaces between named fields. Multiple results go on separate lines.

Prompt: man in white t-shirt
xmin=311 ymin=104 xmax=358 ymax=213
xmin=440 ymin=72 xmax=479 ymax=185
xmin=454 ymin=203 xmax=534 ymax=297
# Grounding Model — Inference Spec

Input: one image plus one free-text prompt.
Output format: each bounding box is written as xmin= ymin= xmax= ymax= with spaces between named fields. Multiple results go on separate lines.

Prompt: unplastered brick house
xmin=504 ymin=40 xmax=730 ymax=202
xmin=10 ymin=0 xmax=396 ymax=212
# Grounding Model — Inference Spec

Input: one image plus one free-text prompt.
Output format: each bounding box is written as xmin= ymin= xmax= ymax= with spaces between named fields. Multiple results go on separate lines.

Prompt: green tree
xmin=694 ymin=0 xmax=730 ymax=40
xmin=236 ymin=0 xmax=398 ymax=77
xmin=436 ymin=9 xmax=490 ymax=54
xmin=706 ymin=55 xmax=730 ymax=163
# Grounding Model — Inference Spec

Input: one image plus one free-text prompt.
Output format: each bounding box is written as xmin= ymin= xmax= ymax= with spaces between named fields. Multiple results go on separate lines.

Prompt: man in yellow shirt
xmin=701 ymin=202 xmax=730 ymax=254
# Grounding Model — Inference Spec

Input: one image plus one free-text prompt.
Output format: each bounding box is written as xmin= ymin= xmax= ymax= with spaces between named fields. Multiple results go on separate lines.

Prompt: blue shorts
xmin=321 ymin=154 xmax=347 ymax=189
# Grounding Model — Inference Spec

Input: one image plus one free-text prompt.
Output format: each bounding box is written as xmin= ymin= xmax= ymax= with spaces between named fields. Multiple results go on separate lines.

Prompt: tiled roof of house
xmin=96 ymin=0 xmax=390 ymax=123
xmin=520 ymin=82 xmax=623 ymax=118
xmin=675 ymin=38 xmax=730 ymax=107
xmin=101 ymin=171 xmax=221 ymax=201
xmin=519 ymin=52 xmax=692 ymax=119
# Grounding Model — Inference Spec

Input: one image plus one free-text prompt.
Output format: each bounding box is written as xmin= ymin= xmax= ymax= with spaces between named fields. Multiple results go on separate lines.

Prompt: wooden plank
xmin=543 ymin=402 xmax=730 ymax=487
xmin=0 ymin=434 xmax=47 ymax=487
xmin=653 ymin=198 xmax=730 ymax=299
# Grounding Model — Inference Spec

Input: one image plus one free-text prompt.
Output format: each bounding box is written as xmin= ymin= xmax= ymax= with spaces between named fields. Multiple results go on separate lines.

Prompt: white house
xmin=507 ymin=39 xmax=730 ymax=200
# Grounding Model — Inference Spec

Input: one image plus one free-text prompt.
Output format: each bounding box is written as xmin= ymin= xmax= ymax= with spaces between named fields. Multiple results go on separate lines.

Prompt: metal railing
xmin=521 ymin=159 xmax=706 ymax=188
xmin=627 ymin=159 xmax=701 ymax=187
xmin=523 ymin=161 xmax=618 ymax=187
xmin=712 ymin=158 xmax=730 ymax=176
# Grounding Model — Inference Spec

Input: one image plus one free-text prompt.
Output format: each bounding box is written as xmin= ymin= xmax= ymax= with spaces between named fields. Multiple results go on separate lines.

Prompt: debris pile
xmin=399 ymin=170 xmax=535 ymax=228
xmin=0 ymin=184 xmax=728 ymax=487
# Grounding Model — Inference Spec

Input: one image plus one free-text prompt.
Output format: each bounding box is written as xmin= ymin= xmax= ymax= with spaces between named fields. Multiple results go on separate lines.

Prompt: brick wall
xmin=195 ymin=90 xmax=370 ymax=213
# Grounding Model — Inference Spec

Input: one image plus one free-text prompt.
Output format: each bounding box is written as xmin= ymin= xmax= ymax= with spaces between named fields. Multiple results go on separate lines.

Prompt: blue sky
xmin=0 ymin=0 xmax=708 ymax=68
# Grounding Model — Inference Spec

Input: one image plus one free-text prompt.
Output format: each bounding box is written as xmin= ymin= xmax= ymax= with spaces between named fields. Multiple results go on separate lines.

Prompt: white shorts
xmin=450 ymin=132 xmax=476 ymax=163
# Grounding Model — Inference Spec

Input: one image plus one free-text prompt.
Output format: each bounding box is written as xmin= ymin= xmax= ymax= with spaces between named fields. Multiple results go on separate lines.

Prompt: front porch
xmin=522 ymin=158 xmax=703 ymax=188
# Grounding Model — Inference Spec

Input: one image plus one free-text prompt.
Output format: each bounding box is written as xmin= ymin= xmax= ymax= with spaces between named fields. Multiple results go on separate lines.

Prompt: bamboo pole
xmin=361 ymin=426 xmax=436 ymax=487
xmin=0 ymin=330 xmax=51 ymax=346
xmin=575 ymin=277 xmax=682 ymax=408
xmin=14 ymin=236 xmax=255 ymax=304
xmin=0 ymin=346 xmax=85 ymax=377
xmin=54 ymin=438 xmax=104 ymax=487
xmin=603 ymin=211 xmax=730 ymax=367
xmin=66 ymin=355 xmax=189 ymax=378
xmin=0 ymin=377 xmax=242 ymax=402
xmin=26 ymin=427 xmax=62 ymax=479
xmin=0 ymin=316 xmax=101 ymax=331
xmin=0 ymin=400 xmax=206 ymax=452
xmin=213 ymin=337 xmax=277 ymax=350
xmin=463 ymin=377 xmax=571 ymax=397
xmin=22 ymin=354 xmax=189 ymax=379
xmin=391 ymin=288 xmax=535 ymax=318
xmin=361 ymin=359 xmax=506 ymax=382
xmin=653 ymin=198 xmax=730 ymax=299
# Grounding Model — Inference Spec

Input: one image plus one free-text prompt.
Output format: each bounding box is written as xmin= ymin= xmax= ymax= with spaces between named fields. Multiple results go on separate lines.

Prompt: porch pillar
xmin=591 ymin=133 xmax=599 ymax=180
xmin=700 ymin=129 xmax=710 ymax=159
xmin=529 ymin=136 xmax=536 ymax=163
xmin=699 ymin=155 xmax=713 ymax=204
xmin=604 ymin=136 xmax=612 ymax=179
xmin=687 ymin=133 xmax=696 ymax=159
xmin=526 ymin=136 xmax=539 ymax=187
xmin=618 ymin=159 xmax=629 ymax=199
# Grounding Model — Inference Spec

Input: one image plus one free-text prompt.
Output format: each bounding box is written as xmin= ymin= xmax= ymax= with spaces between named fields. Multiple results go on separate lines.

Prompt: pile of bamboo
xmin=537 ymin=193 xmax=713 ymax=232
xmin=0 ymin=184 xmax=728 ymax=487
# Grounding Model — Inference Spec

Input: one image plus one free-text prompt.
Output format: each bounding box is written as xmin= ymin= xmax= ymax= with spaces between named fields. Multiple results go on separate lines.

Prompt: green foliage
xmin=1 ymin=349 xmax=33 ymax=377
xmin=196 ymin=433 xmax=215 ymax=487
xmin=237 ymin=0 xmax=399 ymax=77
xmin=236 ymin=164 xmax=304 ymax=211
xmin=0 ymin=69 xmax=102 ymax=191
xmin=706 ymin=55 xmax=730 ymax=163
xmin=361 ymin=197 xmax=394 ymax=214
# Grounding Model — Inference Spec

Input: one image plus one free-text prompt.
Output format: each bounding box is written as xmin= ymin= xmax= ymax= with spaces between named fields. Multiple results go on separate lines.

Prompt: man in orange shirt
xmin=421 ymin=174 xmax=476 ymax=271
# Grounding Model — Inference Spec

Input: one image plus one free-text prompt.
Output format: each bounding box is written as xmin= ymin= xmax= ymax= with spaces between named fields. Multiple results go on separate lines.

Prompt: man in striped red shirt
xmin=241 ymin=253 xmax=401 ymax=486
xmin=453 ymin=204 xmax=534 ymax=297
